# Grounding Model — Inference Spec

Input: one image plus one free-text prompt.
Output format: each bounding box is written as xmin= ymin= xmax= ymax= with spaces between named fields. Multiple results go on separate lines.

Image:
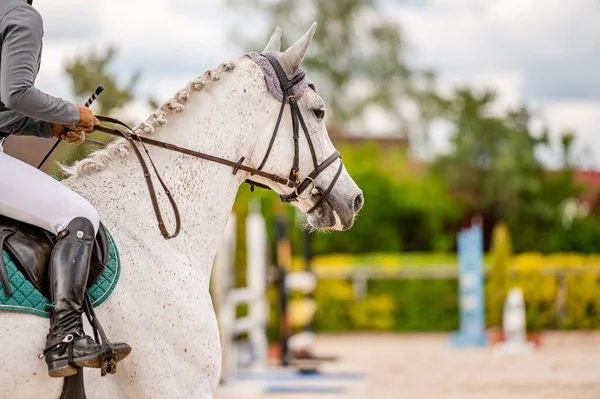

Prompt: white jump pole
xmin=213 ymin=213 xmax=237 ymax=384
xmin=216 ymin=200 xmax=270 ymax=385
xmin=245 ymin=198 xmax=269 ymax=370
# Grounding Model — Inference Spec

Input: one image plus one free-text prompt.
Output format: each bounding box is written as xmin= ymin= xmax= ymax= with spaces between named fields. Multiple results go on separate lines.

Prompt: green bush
xmin=310 ymin=143 xmax=462 ymax=255
xmin=311 ymin=278 xmax=459 ymax=332
xmin=551 ymin=217 xmax=600 ymax=253
xmin=369 ymin=279 xmax=459 ymax=331
xmin=263 ymin=257 xmax=600 ymax=337
xmin=509 ymin=253 xmax=600 ymax=331
xmin=305 ymin=253 xmax=600 ymax=334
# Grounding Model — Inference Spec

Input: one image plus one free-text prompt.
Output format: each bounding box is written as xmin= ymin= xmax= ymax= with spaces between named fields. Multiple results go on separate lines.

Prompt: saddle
xmin=0 ymin=214 xmax=109 ymax=298
xmin=0 ymin=215 xmax=116 ymax=399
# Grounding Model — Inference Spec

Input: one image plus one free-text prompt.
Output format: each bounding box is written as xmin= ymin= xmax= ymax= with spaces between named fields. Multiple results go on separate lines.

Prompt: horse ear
xmin=278 ymin=22 xmax=317 ymax=78
xmin=263 ymin=26 xmax=283 ymax=53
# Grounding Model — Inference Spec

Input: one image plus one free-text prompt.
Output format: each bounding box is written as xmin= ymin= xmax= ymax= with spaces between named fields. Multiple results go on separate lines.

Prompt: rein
xmin=51 ymin=54 xmax=344 ymax=240
xmin=95 ymin=117 xmax=299 ymax=188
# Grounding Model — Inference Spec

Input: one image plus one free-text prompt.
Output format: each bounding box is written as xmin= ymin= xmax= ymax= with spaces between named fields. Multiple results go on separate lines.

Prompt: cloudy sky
xmin=32 ymin=0 xmax=600 ymax=169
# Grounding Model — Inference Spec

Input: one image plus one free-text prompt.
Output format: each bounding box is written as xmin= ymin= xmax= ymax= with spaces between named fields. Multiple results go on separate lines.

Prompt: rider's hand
xmin=61 ymin=129 xmax=86 ymax=145
xmin=50 ymin=124 xmax=86 ymax=145
xmin=74 ymin=104 xmax=100 ymax=132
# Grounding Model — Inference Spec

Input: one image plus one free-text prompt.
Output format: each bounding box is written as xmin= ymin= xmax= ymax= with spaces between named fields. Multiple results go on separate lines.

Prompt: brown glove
xmin=50 ymin=124 xmax=86 ymax=145
xmin=73 ymin=104 xmax=100 ymax=132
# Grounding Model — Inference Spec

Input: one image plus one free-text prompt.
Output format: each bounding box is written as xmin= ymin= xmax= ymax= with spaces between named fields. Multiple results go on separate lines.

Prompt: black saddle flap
xmin=0 ymin=215 xmax=109 ymax=298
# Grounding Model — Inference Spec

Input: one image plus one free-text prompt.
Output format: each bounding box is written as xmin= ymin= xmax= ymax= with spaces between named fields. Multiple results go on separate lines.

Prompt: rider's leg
xmin=43 ymin=217 xmax=131 ymax=377
xmin=0 ymin=145 xmax=100 ymax=235
xmin=0 ymin=146 xmax=131 ymax=378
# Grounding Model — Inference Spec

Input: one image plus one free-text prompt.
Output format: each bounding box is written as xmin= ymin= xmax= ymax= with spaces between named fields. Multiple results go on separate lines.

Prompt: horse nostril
xmin=353 ymin=193 xmax=364 ymax=213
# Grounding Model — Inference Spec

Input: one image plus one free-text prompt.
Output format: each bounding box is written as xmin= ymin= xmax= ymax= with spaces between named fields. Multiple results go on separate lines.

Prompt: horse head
xmin=247 ymin=23 xmax=364 ymax=231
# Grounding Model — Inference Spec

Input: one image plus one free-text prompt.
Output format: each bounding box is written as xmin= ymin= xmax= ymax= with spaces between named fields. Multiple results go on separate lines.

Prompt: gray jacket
xmin=0 ymin=0 xmax=79 ymax=139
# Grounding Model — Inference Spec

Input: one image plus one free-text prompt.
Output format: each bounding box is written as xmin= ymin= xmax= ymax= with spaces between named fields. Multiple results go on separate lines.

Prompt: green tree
xmin=47 ymin=46 xmax=144 ymax=176
xmin=307 ymin=142 xmax=462 ymax=255
xmin=432 ymin=87 xmax=580 ymax=252
xmin=64 ymin=45 xmax=140 ymax=115
xmin=228 ymin=0 xmax=436 ymax=135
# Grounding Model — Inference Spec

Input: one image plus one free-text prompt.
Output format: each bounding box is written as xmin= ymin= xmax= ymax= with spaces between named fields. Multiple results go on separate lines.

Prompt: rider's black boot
xmin=43 ymin=217 xmax=131 ymax=378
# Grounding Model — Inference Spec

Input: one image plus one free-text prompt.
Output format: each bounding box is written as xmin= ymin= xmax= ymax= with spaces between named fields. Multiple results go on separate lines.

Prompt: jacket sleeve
xmin=0 ymin=5 xmax=79 ymax=129
xmin=0 ymin=108 xmax=51 ymax=137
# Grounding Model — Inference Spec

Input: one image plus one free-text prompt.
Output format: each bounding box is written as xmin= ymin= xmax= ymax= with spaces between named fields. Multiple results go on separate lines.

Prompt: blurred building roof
xmin=331 ymin=134 xmax=409 ymax=147
xmin=573 ymin=170 xmax=600 ymax=209
xmin=328 ymin=125 xmax=409 ymax=149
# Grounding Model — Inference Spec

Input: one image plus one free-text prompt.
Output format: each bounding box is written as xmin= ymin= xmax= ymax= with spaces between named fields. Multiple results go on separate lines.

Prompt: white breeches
xmin=0 ymin=145 xmax=99 ymax=235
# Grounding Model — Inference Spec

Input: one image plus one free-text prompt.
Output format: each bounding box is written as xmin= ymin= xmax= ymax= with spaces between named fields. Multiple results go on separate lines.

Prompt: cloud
xmin=388 ymin=0 xmax=600 ymax=79
xmin=28 ymin=0 xmax=600 ymax=168
xmin=536 ymin=101 xmax=600 ymax=170
xmin=385 ymin=0 xmax=600 ymax=168
xmin=33 ymin=0 xmax=255 ymax=122
xmin=524 ymin=54 xmax=600 ymax=101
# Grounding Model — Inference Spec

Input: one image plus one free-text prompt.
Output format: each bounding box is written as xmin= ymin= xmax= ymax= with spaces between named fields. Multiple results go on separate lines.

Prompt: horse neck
xmin=64 ymin=57 xmax=268 ymax=274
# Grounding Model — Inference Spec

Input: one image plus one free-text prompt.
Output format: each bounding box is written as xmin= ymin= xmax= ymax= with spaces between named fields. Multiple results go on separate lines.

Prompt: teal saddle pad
xmin=0 ymin=229 xmax=121 ymax=318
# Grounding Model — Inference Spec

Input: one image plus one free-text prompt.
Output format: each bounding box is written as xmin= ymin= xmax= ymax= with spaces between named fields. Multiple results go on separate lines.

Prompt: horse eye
xmin=313 ymin=109 xmax=325 ymax=119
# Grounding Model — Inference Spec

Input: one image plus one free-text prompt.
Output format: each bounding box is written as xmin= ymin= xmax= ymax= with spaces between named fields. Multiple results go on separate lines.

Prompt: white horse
xmin=0 ymin=23 xmax=363 ymax=398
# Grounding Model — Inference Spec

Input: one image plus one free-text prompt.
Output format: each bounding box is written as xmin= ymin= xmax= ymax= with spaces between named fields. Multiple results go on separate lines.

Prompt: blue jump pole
xmin=450 ymin=223 xmax=487 ymax=347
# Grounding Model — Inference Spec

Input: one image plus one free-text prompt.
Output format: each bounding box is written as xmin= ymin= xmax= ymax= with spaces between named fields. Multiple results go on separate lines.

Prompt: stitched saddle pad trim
xmin=0 ymin=228 xmax=121 ymax=318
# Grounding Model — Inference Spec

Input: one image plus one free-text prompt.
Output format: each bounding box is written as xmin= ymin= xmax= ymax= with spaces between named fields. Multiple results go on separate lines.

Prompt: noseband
xmin=71 ymin=54 xmax=343 ymax=240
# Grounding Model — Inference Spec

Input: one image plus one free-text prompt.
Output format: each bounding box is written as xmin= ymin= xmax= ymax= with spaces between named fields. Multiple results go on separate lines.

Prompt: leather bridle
xmin=88 ymin=53 xmax=343 ymax=240
xmin=252 ymin=54 xmax=343 ymax=211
